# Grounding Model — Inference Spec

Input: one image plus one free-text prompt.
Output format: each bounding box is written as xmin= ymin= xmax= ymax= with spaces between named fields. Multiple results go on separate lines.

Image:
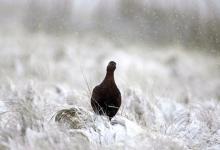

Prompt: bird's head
xmin=107 ymin=61 xmax=116 ymax=72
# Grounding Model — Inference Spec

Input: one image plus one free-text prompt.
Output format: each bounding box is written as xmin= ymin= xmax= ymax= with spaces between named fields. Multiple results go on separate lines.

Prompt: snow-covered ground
xmin=0 ymin=32 xmax=220 ymax=150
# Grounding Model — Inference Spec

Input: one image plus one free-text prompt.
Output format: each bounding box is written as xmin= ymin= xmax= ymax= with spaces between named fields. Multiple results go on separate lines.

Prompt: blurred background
xmin=0 ymin=0 xmax=219 ymax=103
xmin=0 ymin=0 xmax=219 ymax=100
xmin=0 ymin=0 xmax=220 ymax=50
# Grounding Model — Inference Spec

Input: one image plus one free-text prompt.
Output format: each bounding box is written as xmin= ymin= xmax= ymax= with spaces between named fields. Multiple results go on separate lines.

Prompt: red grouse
xmin=91 ymin=61 xmax=121 ymax=121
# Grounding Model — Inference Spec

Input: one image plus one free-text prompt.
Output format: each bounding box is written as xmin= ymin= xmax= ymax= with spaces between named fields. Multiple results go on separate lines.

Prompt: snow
xmin=0 ymin=32 xmax=220 ymax=150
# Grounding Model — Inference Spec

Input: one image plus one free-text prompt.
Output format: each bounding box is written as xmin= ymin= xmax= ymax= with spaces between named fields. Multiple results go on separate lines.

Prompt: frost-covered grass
xmin=0 ymin=32 xmax=220 ymax=150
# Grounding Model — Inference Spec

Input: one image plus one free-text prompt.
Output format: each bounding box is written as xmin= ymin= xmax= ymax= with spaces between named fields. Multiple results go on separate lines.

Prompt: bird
xmin=91 ymin=61 xmax=121 ymax=121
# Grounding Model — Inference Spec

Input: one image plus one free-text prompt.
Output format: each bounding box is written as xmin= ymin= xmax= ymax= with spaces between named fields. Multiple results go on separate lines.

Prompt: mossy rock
xmin=55 ymin=106 xmax=94 ymax=129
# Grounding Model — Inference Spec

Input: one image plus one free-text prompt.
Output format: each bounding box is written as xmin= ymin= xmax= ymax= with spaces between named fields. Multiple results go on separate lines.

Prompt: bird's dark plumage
xmin=91 ymin=61 xmax=121 ymax=121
